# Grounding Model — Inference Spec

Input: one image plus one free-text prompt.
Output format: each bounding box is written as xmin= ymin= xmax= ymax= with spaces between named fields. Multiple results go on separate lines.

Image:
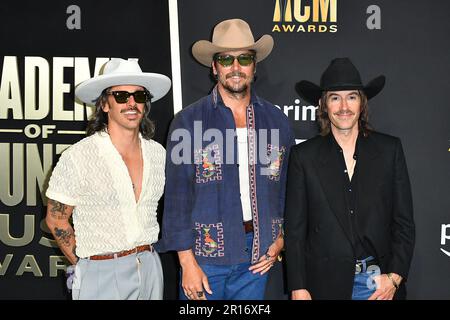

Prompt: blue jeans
xmin=179 ymin=232 xmax=268 ymax=300
xmin=351 ymin=256 xmax=378 ymax=300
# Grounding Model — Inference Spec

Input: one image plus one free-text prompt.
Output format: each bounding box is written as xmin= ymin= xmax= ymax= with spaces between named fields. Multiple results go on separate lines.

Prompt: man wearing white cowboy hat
xmin=284 ymin=57 xmax=415 ymax=300
xmin=45 ymin=58 xmax=171 ymax=300
xmin=160 ymin=19 xmax=295 ymax=300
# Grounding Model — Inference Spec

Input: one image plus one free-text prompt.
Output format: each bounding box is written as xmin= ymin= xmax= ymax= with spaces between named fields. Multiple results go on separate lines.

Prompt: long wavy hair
xmin=317 ymin=90 xmax=373 ymax=137
xmin=86 ymin=88 xmax=155 ymax=140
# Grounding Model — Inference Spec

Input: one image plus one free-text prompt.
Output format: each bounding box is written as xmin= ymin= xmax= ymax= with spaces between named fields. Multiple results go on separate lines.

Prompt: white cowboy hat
xmin=192 ymin=18 xmax=274 ymax=67
xmin=75 ymin=58 xmax=171 ymax=104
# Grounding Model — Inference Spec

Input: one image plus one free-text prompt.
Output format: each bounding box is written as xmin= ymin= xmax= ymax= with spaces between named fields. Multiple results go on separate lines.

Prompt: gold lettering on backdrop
xmin=52 ymin=57 xmax=74 ymax=121
xmin=26 ymin=144 xmax=53 ymax=206
xmin=0 ymin=213 xmax=34 ymax=246
xmin=16 ymin=255 xmax=42 ymax=276
xmin=0 ymin=56 xmax=23 ymax=119
xmin=272 ymin=0 xmax=338 ymax=33
xmin=0 ymin=56 xmax=109 ymax=120
xmin=0 ymin=254 xmax=67 ymax=276
xmin=294 ymin=0 xmax=311 ymax=23
xmin=0 ymin=143 xmax=54 ymax=206
xmin=0 ymin=254 xmax=13 ymax=275
xmin=0 ymin=142 xmax=73 ymax=211
xmin=0 ymin=214 xmax=60 ymax=249
xmin=25 ymin=57 xmax=50 ymax=120
xmin=49 ymin=256 xmax=69 ymax=276
xmin=312 ymin=0 xmax=336 ymax=22
xmin=0 ymin=143 xmax=24 ymax=206
xmin=273 ymin=0 xmax=282 ymax=21
xmin=284 ymin=0 xmax=293 ymax=22
xmin=283 ymin=25 xmax=296 ymax=32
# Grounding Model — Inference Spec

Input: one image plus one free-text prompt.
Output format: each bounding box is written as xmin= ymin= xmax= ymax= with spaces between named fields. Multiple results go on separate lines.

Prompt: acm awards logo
xmin=272 ymin=0 xmax=338 ymax=33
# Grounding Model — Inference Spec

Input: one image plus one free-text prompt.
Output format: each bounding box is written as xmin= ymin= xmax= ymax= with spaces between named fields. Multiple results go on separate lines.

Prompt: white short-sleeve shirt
xmin=46 ymin=132 xmax=165 ymax=258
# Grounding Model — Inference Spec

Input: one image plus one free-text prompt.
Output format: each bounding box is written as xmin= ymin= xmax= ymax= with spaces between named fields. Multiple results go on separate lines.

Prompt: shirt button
xmin=344 ymin=170 xmax=348 ymax=173
xmin=350 ymin=210 xmax=354 ymax=214
xmin=349 ymin=188 xmax=352 ymax=192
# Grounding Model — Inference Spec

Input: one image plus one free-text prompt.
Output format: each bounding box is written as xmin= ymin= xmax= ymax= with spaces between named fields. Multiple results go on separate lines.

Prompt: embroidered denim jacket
xmin=158 ymin=86 xmax=295 ymax=265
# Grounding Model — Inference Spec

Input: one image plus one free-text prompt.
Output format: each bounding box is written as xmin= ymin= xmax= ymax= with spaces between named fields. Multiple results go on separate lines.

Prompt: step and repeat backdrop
xmin=0 ymin=0 xmax=175 ymax=299
xmin=1 ymin=0 xmax=449 ymax=299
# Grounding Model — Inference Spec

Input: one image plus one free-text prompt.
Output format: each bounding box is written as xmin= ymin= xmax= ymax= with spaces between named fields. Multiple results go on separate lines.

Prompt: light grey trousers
xmin=72 ymin=250 xmax=163 ymax=300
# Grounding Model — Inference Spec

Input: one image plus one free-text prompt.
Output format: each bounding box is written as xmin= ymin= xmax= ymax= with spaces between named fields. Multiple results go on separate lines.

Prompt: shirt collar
xmin=211 ymin=85 xmax=262 ymax=109
xmin=329 ymin=131 xmax=362 ymax=158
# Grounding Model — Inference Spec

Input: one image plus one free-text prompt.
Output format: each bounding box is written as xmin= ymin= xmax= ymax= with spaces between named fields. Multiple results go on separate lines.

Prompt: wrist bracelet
xmin=387 ymin=273 xmax=399 ymax=289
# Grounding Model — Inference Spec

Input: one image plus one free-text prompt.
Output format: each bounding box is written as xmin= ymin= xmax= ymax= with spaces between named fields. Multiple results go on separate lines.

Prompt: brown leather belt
xmin=89 ymin=244 xmax=153 ymax=260
xmin=243 ymin=220 xmax=253 ymax=233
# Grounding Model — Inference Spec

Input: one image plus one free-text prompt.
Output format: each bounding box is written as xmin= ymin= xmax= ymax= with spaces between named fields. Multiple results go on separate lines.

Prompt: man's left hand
xmin=368 ymin=273 xmax=402 ymax=300
xmin=249 ymin=236 xmax=283 ymax=275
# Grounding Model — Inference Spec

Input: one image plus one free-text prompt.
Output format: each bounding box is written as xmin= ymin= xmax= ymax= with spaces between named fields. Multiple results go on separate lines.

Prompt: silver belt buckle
xmin=355 ymin=263 xmax=362 ymax=274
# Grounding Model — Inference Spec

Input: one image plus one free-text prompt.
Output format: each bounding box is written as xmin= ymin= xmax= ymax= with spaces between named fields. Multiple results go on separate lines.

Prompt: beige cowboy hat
xmin=75 ymin=58 xmax=171 ymax=105
xmin=192 ymin=18 xmax=274 ymax=67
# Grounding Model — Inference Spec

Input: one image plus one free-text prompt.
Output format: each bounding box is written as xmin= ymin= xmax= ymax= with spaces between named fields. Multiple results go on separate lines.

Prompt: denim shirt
xmin=158 ymin=86 xmax=295 ymax=265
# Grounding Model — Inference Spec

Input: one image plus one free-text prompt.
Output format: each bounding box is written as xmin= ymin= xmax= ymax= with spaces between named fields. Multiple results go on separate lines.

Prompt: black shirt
xmin=331 ymin=133 xmax=375 ymax=260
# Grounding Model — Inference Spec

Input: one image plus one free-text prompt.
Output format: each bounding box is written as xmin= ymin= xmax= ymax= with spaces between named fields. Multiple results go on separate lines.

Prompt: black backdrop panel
xmin=0 ymin=0 xmax=174 ymax=299
xmin=177 ymin=0 xmax=450 ymax=299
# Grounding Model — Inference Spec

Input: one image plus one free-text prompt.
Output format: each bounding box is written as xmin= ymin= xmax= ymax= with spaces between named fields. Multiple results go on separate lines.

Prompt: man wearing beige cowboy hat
xmin=45 ymin=58 xmax=171 ymax=300
xmin=284 ymin=57 xmax=415 ymax=300
xmin=160 ymin=18 xmax=295 ymax=300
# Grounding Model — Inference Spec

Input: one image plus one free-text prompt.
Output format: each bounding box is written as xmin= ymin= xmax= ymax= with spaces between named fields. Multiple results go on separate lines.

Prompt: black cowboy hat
xmin=295 ymin=57 xmax=386 ymax=104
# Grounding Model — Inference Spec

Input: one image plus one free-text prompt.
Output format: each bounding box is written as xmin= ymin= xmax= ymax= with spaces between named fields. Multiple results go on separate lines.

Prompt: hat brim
xmin=295 ymin=75 xmax=386 ymax=104
xmin=364 ymin=75 xmax=385 ymax=100
xmin=192 ymin=35 xmax=274 ymax=67
xmin=295 ymin=80 xmax=322 ymax=105
xmin=75 ymin=73 xmax=171 ymax=105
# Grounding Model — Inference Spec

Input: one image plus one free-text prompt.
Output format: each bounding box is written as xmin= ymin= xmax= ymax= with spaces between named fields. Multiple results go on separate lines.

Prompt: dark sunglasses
xmin=214 ymin=53 xmax=255 ymax=67
xmin=107 ymin=90 xmax=151 ymax=104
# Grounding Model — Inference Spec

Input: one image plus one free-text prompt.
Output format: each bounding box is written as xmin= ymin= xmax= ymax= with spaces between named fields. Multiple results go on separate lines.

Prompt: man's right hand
xmin=291 ymin=289 xmax=312 ymax=300
xmin=178 ymin=249 xmax=213 ymax=300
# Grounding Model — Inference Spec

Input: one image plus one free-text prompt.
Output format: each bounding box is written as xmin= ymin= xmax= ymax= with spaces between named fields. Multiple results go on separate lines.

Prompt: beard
xmin=218 ymin=71 xmax=253 ymax=95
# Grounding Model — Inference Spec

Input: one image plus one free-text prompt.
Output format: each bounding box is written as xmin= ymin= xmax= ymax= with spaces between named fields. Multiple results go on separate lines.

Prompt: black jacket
xmin=284 ymin=132 xmax=415 ymax=299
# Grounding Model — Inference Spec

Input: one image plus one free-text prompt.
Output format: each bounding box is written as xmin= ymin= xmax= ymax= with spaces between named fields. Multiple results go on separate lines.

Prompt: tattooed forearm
xmin=46 ymin=200 xmax=77 ymax=264
xmin=54 ymin=227 xmax=74 ymax=247
xmin=49 ymin=199 xmax=69 ymax=219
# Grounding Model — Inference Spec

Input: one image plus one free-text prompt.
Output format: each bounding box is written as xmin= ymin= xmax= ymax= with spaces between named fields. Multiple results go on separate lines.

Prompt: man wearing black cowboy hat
xmin=284 ymin=58 xmax=415 ymax=300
